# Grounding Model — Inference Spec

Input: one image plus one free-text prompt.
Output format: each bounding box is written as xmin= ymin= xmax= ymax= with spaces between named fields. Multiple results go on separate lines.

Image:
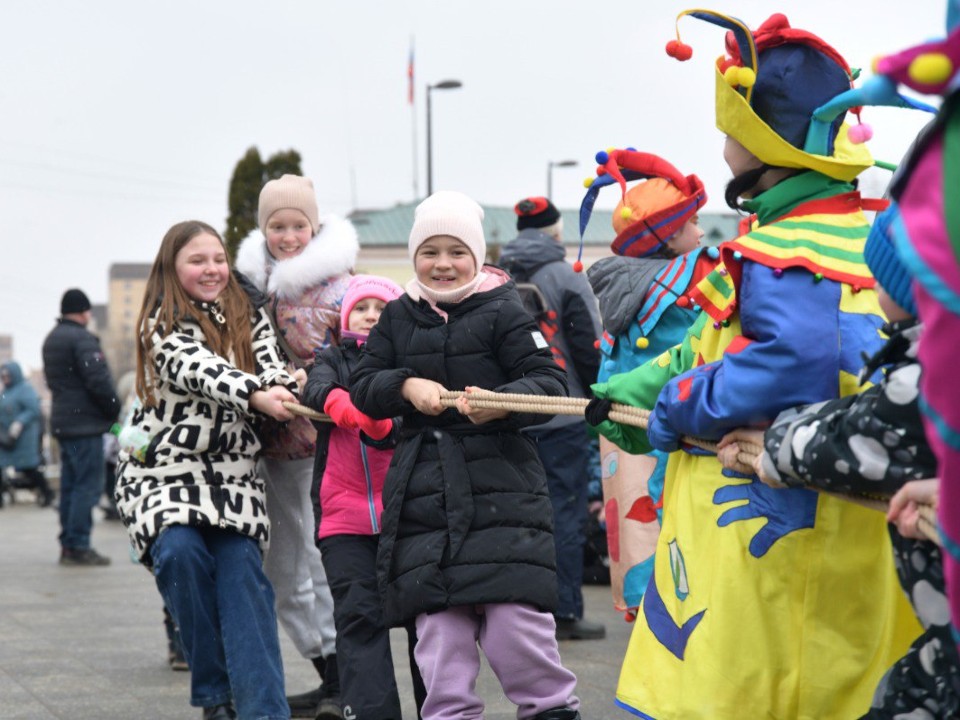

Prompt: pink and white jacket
xmin=235 ymin=215 xmax=358 ymax=460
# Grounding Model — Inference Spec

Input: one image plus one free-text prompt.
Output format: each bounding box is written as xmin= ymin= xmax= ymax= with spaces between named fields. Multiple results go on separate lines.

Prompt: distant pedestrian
xmin=500 ymin=197 xmax=605 ymax=641
xmin=0 ymin=361 xmax=54 ymax=507
xmin=42 ymin=289 xmax=120 ymax=565
xmin=115 ymin=220 xmax=298 ymax=720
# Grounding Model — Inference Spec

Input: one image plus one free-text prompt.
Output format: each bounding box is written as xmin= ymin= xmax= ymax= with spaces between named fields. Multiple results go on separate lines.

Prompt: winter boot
xmin=287 ymin=656 xmax=326 ymax=718
xmin=532 ymin=709 xmax=581 ymax=720
xmin=202 ymin=703 xmax=236 ymax=720
xmin=314 ymin=654 xmax=342 ymax=720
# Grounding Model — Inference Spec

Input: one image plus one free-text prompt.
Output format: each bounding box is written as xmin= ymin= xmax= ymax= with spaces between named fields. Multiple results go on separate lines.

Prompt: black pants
xmin=320 ymin=534 xmax=425 ymax=719
xmin=529 ymin=422 xmax=592 ymax=619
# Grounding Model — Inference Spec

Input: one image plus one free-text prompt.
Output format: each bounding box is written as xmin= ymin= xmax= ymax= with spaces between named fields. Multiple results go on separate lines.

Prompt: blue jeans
xmin=151 ymin=526 xmax=289 ymax=720
xmin=57 ymin=435 xmax=104 ymax=550
xmin=530 ymin=422 xmax=592 ymax=619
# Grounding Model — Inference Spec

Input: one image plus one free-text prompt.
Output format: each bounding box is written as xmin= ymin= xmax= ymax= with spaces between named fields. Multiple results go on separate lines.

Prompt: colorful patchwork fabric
xmin=592 ymin=177 xmax=918 ymax=718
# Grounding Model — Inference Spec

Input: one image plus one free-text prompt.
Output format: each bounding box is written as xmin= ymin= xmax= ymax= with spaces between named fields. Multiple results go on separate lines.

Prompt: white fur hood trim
xmin=234 ymin=214 xmax=359 ymax=299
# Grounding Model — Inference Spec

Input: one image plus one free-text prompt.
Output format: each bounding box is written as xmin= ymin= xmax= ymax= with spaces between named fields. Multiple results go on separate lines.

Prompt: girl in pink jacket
xmin=302 ymin=274 xmax=425 ymax=720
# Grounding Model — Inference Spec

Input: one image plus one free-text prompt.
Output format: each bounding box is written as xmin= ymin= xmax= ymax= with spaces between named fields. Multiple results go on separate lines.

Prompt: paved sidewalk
xmin=0 ymin=496 xmax=631 ymax=719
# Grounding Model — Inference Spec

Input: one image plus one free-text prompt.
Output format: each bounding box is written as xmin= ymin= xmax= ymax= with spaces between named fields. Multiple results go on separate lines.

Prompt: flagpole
xmin=409 ymin=37 xmax=419 ymax=200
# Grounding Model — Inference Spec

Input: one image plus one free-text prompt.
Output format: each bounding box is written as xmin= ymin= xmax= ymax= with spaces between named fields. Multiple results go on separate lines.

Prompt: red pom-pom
xmin=547 ymin=310 xmax=557 ymax=320
xmin=572 ymin=260 xmax=584 ymax=273
xmin=593 ymin=339 xmax=601 ymax=349
xmin=676 ymin=296 xmax=691 ymax=308
xmin=674 ymin=42 xmax=693 ymax=61
xmin=666 ymin=39 xmax=679 ymax=58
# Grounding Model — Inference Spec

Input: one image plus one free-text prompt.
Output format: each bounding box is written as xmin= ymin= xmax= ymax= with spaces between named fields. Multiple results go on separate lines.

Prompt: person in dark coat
xmin=42 ymin=288 xmax=120 ymax=565
xmin=350 ymin=191 xmax=581 ymax=720
xmin=0 ymin=361 xmax=54 ymax=506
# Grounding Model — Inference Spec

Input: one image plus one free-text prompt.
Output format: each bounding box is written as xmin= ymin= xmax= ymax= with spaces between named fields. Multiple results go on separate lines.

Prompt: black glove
xmin=584 ymin=397 xmax=613 ymax=426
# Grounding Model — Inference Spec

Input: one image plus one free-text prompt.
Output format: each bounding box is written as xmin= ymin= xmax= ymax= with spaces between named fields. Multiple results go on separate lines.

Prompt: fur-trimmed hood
xmin=235 ymin=214 xmax=359 ymax=299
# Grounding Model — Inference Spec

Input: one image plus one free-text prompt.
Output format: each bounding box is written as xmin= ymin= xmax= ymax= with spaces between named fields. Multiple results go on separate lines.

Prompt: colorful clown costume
xmin=583 ymin=149 xmax=713 ymax=613
xmin=592 ymin=172 xmax=921 ymax=719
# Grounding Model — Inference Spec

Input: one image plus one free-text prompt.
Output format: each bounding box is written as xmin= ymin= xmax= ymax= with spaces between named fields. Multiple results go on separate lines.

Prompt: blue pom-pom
xmin=707 ymin=247 xmax=720 ymax=259
xmin=733 ymin=251 xmax=743 ymax=261
xmin=595 ymin=150 xmax=609 ymax=165
xmin=692 ymin=304 xmax=700 ymax=312
xmin=626 ymin=146 xmax=637 ymax=152
xmin=604 ymin=360 xmax=616 ymax=372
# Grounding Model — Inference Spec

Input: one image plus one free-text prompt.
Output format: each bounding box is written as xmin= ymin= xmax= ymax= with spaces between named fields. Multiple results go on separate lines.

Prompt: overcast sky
xmin=0 ymin=0 xmax=945 ymax=372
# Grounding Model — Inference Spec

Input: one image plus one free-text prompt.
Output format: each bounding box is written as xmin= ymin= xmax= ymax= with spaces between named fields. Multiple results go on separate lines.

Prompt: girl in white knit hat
xmin=350 ymin=190 xmax=581 ymax=720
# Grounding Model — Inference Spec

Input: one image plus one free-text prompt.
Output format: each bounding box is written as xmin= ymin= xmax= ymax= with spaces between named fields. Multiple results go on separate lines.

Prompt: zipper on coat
xmin=360 ymin=443 xmax=378 ymax=533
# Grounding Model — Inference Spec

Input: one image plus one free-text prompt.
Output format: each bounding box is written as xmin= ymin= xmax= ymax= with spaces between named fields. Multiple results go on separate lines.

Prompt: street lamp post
xmin=547 ymin=159 xmax=579 ymax=201
xmin=426 ymin=79 xmax=463 ymax=197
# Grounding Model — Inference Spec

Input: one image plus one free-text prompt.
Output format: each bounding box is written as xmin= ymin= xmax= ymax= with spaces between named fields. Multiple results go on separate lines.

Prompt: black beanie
xmin=60 ymin=288 xmax=91 ymax=315
xmin=515 ymin=197 xmax=561 ymax=231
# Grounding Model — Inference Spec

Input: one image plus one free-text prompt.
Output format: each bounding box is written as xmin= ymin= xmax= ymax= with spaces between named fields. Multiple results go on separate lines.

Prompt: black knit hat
xmin=60 ymin=288 xmax=91 ymax=315
xmin=515 ymin=197 xmax=561 ymax=231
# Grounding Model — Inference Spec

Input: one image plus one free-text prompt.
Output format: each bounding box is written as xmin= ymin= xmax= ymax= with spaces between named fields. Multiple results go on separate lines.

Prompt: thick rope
xmin=282 ymin=391 xmax=940 ymax=545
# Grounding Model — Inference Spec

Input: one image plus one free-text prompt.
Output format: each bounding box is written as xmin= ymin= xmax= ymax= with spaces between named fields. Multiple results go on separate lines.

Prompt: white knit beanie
xmin=258 ymin=174 xmax=320 ymax=235
xmin=408 ymin=191 xmax=486 ymax=266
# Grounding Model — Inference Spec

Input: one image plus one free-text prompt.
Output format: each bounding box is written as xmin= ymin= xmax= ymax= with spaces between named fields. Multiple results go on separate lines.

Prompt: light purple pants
xmin=414 ymin=603 xmax=579 ymax=720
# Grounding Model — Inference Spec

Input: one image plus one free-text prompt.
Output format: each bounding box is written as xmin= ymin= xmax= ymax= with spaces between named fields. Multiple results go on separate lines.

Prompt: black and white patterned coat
xmin=115 ymin=301 xmax=296 ymax=565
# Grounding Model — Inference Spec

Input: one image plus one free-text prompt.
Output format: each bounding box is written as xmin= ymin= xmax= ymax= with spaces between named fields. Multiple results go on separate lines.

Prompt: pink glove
xmin=323 ymin=389 xmax=362 ymax=429
xmin=358 ymin=416 xmax=393 ymax=441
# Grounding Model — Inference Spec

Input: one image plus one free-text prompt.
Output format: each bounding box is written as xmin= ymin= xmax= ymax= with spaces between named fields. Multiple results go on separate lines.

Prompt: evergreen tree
xmin=224 ymin=147 xmax=303 ymax=257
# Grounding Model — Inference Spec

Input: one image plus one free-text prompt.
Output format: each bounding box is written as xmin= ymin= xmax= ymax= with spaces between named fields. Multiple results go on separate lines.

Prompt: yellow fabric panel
xmin=616 ymin=452 xmax=921 ymax=720
xmin=714 ymin=65 xmax=873 ymax=182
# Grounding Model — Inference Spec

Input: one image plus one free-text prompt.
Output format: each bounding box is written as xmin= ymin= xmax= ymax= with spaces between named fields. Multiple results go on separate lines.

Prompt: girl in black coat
xmin=350 ymin=191 xmax=580 ymax=720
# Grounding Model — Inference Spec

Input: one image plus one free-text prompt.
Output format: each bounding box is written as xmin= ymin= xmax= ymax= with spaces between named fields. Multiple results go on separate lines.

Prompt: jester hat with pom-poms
xmin=667 ymin=10 xmax=877 ymax=181
xmin=578 ymin=149 xmax=707 ymax=265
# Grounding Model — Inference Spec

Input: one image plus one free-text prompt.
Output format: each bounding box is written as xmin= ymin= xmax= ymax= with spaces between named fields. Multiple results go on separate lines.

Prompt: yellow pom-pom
xmin=607 ymin=146 xmax=616 ymax=154
xmin=635 ymin=337 xmax=650 ymax=349
xmin=620 ymin=207 xmax=633 ymax=220
xmin=583 ymin=177 xmax=594 ymax=188
xmin=737 ymin=67 xmax=756 ymax=88
xmin=723 ymin=65 xmax=740 ymax=86
xmin=909 ymin=53 xmax=954 ymax=85
xmin=870 ymin=55 xmax=883 ymax=74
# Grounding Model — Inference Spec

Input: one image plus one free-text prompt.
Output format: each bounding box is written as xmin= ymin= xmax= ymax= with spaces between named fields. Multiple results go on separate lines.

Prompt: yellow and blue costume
xmin=591 ymin=11 xmax=923 ymax=719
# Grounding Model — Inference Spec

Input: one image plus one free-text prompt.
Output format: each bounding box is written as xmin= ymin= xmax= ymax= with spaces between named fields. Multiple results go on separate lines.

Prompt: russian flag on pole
xmin=407 ymin=40 xmax=415 ymax=104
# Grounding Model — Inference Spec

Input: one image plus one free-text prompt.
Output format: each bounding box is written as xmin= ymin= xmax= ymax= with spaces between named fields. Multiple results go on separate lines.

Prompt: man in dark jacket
xmin=500 ymin=197 xmax=606 ymax=640
xmin=42 ymin=288 xmax=120 ymax=566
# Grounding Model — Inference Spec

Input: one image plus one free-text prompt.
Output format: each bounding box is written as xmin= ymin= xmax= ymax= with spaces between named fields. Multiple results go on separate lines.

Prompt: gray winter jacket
xmin=500 ymin=229 xmax=601 ymax=430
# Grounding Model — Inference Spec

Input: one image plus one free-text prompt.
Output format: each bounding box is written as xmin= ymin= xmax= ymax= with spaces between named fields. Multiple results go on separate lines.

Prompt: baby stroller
xmin=0 ymin=464 xmax=54 ymax=508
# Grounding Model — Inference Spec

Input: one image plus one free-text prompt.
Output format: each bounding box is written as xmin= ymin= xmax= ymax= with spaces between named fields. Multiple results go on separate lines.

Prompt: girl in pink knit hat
xmin=301 ymin=274 xmax=426 ymax=720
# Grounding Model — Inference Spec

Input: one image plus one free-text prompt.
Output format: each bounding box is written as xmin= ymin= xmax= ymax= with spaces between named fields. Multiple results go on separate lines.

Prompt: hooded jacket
xmin=350 ymin=269 xmax=568 ymax=625
xmin=587 ymin=250 xmax=708 ymax=382
xmin=235 ymin=215 xmax=358 ymax=459
xmin=0 ymin=362 xmax=43 ymax=470
xmin=499 ymin=229 xmax=600 ymax=429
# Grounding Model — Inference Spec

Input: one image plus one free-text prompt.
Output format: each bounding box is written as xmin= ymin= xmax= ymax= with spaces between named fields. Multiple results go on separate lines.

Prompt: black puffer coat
xmin=42 ymin=319 xmax=120 ymax=438
xmin=350 ymin=275 xmax=568 ymax=626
